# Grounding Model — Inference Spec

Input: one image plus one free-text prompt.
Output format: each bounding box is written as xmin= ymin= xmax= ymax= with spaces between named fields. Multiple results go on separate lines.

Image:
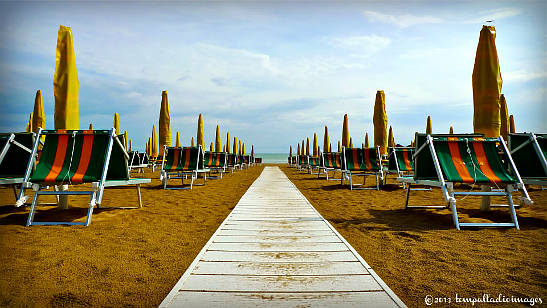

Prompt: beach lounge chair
xmin=22 ymin=128 xmax=151 ymax=226
xmin=402 ymin=133 xmax=531 ymax=230
xmin=297 ymin=155 xmax=309 ymax=172
xmin=160 ymin=145 xmax=209 ymax=189
xmin=308 ymin=156 xmax=322 ymax=174
xmin=508 ymin=132 xmax=547 ymax=186
xmin=0 ymin=132 xmax=37 ymax=203
xmin=226 ymin=153 xmax=239 ymax=172
xmin=238 ymin=155 xmax=251 ymax=169
xmin=204 ymin=151 xmax=227 ymax=179
xmin=386 ymin=147 xmax=415 ymax=188
xmin=254 ymin=157 xmax=262 ymax=164
xmin=318 ymin=152 xmax=344 ymax=180
xmin=342 ymin=147 xmax=384 ymax=190
xmin=128 ymin=151 xmax=148 ymax=174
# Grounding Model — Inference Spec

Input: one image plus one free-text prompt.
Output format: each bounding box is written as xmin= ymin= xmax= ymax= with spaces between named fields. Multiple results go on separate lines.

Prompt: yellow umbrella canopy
xmin=151 ymin=125 xmax=158 ymax=158
xmin=215 ymin=125 xmax=221 ymax=152
xmin=329 ymin=143 xmax=332 ymax=153
xmin=342 ymin=114 xmax=349 ymax=147
xmin=226 ymin=132 xmax=231 ymax=153
xmin=323 ymin=126 xmax=329 ymax=153
xmin=233 ymin=137 xmax=237 ymax=154
xmin=312 ymin=133 xmax=318 ymax=156
xmin=499 ymin=94 xmax=509 ymax=140
xmin=317 ymin=145 xmax=321 ymax=154
xmin=26 ymin=122 xmax=30 ymax=132
xmin=364 ymin=132 xmax=369 ymax=148
xmin=196 ymin=114 xmax=205 ymax=150
xmin=210 ymin=142 xmax=214 ymax=152
xmin=337 ymin=141 xmax=341 ymax=152
xmin=306 ymin=138 xmax=310 ymax=155
xmin=509 ymin=115 xmax=515 ymax=133
xmin=129 ymin=139 xmax=132 ymax=152
xmin=251 ymin=145 xmax=254 ymax=157
xmin=146 ymin=138 xmax=150 ymax=156
xmin=175 ymin=131 xmax=181 ymax=147
xmin=223 ymin=145 xmax=226 ymax=152
xmin=472 ymin=25 xmax=502 ymax=138
xmin=32 ymin=90 xmax=45 ymax=133
xmin=297 ymin=143 xmax=300 ymax=155
xmin=373 ymin=90 xmax=387 ymax=155
xmin=449 ymin=126 xmax=454 ymax=134
xmin=349 ymin=137 xmax=353 ymax=148
xmin=388 ymin=126 xmax=395 ymax=148
xmin=124 ymin=131 xmax=128 ymax=150
xmin=191 ymin=136 xmax=195 ymax=147
xmin=89 ymin=123 xmax=93 ymax=130
xmin=290 ymin=145 xmax=293 ymax=157
xmin=28 ymin=112 xmax=33 ymax=133
xmin=239 ymin=140 xmax=242 ymax=155
xmin=53 ymin=25 xmax=79 ymax=130
xmin=113 ymin=113 xmax=120 ymax=135
xmin=158 ymin=90 xmax=171 ymax=156
xmin=426 ymin=116 xmax=432 ymax=134
xmin=242 ymin=142 xmax=245 ymax=155
xmin=301 ymin=140 xmax=305 ymax=155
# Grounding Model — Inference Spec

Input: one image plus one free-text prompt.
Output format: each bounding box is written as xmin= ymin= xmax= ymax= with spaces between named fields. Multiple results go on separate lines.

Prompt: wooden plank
xmin=200 ymin=251 xmax=359 ymax=262
xmin=208 ymin=242 xmax=348 ymax=252
xmin=213 ymin=235 xmax=342 ymax=243
xmin=169 ymin=291 xmax=398 ymax=308
xmin=179 ymin=274 xmax=382 ymax=292
xmin=223 ymin=220 xmax=328 ymax=230
xmin=193 ymin=261 xmax=369 ymax=275
xmin=217 ymin=229 xmax=335 ymax=236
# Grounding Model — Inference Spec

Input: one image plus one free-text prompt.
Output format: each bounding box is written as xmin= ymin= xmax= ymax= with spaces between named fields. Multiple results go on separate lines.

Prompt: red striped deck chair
xmin=308 ymin=155 xmax=322 ymax=175
xmin=226 ymin=154 xmax=239 ymax=172
xmin=297 ymin=155 xmax=309 ymax=172
xmin=1 ymin=132 xmax=37 ymax=204
xmin=318 ymin=152 xmax=344 ymax=180
xmin=238 ymin=155 xmax=251 ymax=169
xmin=204 ymin=151 xmax=227 ymax=179
xmin=128 ymin=151 xmax=148 ymax=174
xmin=22 ymin=128 xmax=151 ymax=226
xmin=342 ymin=147 xmax=383 ymax=190
xmin=161 ymin=145 xmax=209 ymax=189
xmin=508 ymin=132 xmax=547 ymax=186
xmin=386 ymin=147 xmax=415 ymax=188
xmin=254 ymin=157 xmax=262 ymax=164
xmin=405 ymin=133 xmax=531 ymax=230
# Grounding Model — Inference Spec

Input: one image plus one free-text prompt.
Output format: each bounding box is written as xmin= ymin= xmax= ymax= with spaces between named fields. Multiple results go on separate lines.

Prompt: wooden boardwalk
xmin=160 ymin=166 xmax=406 ymax=307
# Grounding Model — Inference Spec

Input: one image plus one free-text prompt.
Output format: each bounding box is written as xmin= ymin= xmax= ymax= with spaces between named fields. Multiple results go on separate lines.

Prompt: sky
xmin=0 ymin=0 xmax=545 ymax=153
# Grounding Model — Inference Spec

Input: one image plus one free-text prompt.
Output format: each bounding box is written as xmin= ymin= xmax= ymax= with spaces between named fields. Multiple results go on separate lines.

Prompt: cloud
xmin=503 ymin=70 xmax=547 ymax=83
xmin=363 ymin=10 xmax=442 ymax=28
xmin=463 ymin=8 xmax=522 ymax=24
xmin=326 ymin=35 xmax=391 ymax=55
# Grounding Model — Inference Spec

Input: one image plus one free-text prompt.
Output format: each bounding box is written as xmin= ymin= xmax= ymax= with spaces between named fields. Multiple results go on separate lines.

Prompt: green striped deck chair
xmin=319 ymin=152 xmax=343 ymax=180
xmin=226 ymin=153 xmax=239 ymax=172
xmin=308 ymin=156 xmax=322 ymax=175
xmin=297 ymin=155 xmax=309 ymax=172
xmin=161 ymin=145 xmax=209 ymax=189
xmin=386 ymin=147 xmax=415 ymax=188
xmin=405 ymin=133 xmax=531 ymax=230
xmin=254 ymin=157 xmax=262 ymax=164
xmin=204 ymin=151 xmax=227 ymax=179
xmin=128 ymin=151 xmax=148 ymax=174
xmin=342 ymin=147 xmax=383 ymax=190
xmin=0 ymin=132 xmax=37 ymax=204
xmin=508 ymin=133 xmax=547 ymax=186
xmin=238 ymin=155 xmax=251 ymax=169
xmin=23 ymin=128 xmax=151 ymax=226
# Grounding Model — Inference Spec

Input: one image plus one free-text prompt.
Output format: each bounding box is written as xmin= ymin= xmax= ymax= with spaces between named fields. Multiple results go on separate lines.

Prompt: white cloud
xmin=363 ymin=10 xmax=442 ymax=28
xmin=463 ymin=8 xmax=522 ymax=24
xmin=326 ymin=35 xmax=391 ymax=55
xmin=503 ymin=70 xmax=547 ymax=83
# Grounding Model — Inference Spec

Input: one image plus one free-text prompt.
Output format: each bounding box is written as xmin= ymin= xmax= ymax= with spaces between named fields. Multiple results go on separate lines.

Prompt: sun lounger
xmin=297 ymin=155 xmax=309 ymax=172
xmin=403 ymin=133 xmax=531 ymax=230
xmin=0 ymin=132 xmax=37 ymax=203
xmin=342 ymin=147 xmax=384 ymax=190
xmin=308 ymin=156 xmax=322 ymax=174
xmin=204 ymin=151 xmax=227 ymax=179
xmin=508 ymin=132 xmax=547 ymax=186
xmin=161 ymin=145 xmax=209 ymax=189
xmin=226 ymin=153 xmax=240 ymax=172
xmin=238 ymin=155 xmax=251 ymax=169
xmin=22 ymin=128 xmax=151 ymax=226
xmin=128 ymin=151 xmax=148 ymax=174
xmin=254 ymin=157 xmax=262 ymax=164
xmin=318 ymin=152 xmax=344 ymax=180
xmin=386 ymin=147 xmax=416 ymax=188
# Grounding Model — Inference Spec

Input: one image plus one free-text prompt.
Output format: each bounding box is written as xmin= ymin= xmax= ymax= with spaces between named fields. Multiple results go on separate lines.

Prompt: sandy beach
xmin=0 ymin=164 xmax=545 ymax=307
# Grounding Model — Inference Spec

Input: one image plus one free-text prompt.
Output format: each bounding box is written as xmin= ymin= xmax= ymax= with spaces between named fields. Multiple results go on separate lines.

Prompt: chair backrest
xmin=0 ymin=132 xmax=35 ymax=178
xmin=255 ymin=157 xmax=262 ymax=163
xmin=298 ymin=155 xmax=309 ymax=166
xmin=309 ymin=156 xmax=321 ymax=167
xmin=509 ymin=133 xmax=547 ymax=178
xmin=139 ymin=152 xmax=149 ymax=165
xmin=422 ymin=135 xmax=516 ymax=184
xmin=388 ymin=147 xmax=415 ymax=173
xmin=322 ymin=152 xmax=342 ymax=169
xmin=227 ymin=153 xmax=238 ymax=166
xmin=204 ymin=151 xmax=227 ymax=168
xmin=29 ymin=130 xmax=129 ymax=184
xmin=163 ymin=147 xmax=183 ymax=171
xmin=343 ymin=147 xmax=381 ymax=172
xmin=414 ymin=133 xmax=484 ymax=181
xmin=128 ymin=151 xmax=139 ymax=167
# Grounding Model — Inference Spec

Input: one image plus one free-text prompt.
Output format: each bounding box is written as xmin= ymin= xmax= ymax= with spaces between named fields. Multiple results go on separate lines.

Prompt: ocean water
xmin=254 ymin=153 xmax=288 ymax=164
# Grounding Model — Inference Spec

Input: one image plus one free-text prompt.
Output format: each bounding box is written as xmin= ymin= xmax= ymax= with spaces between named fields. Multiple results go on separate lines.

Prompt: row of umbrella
xmin=290 ymin=25 xmax=519 ymax=156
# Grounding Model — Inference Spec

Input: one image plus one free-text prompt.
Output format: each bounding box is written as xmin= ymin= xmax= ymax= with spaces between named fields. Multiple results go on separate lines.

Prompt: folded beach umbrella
xmin=297 ymin=143 xmax=300 ymax=155
xmin=349 ymin=137 xmax=353 ymax=148
xmin=301 ymin=140 xmax=305 ymax=155
xmin=306 ymin=138 xmax=310 ymax=156
xmin=342 ymin=114 xmax=349 ymax=147
xmin=53 ymin=25 xmax=79 ymax=130
xmin=317 ymin=145 xmax=320 ymax=154
xmin=500 ymin=94 xmax=509 ymax=140
xmin=159 ymin=91 xmax=171 ymax=156
xmin=32 ymin=90 xmax=45 ymax=133
xmin=196 ymin=114 xmax=204 ymax=150
xmin=151 ymin=125 xmax=158 ymax=158
xmin=146 ymin=138 xmax=150 ymax=156
xmin=426 ymin=116 xmax=432 ymax=134
xmin=215 ymin=125 xmax=221 ymax=152
xmin=388 ymin=126 xmax=395 ymax=148
xmin=210 ymin=142 xmax=214 ymax=152
xmin=175 ymin=131 xmax=181 ymax=147
xmin=242 ymin=142 xmax=245 ymax=155
xmin=113 ymin=113 xmax=120 ymax=135
xmin=449 ymin=126 xmax=454 ymax=134
xmin=26 ymin=122 xmax=30 ymax=132
xmin=472 ymin=25 xmax=502 ymax=138
xmin=233 ymin=137 xmax=237 ymax=154
xmin=337 ymin=141 xmax=341 ymax=153
xmin=239 ymin=140 xmax=242 ymax=155
xmin=329 ymin=143 xmax=332 ymax=152
xmin=313 ymin=133 xmax=318 ymax=156
xmin=129 ymin=139 xmax=132 ymax=152
xmin=364 ymin=132 xmax=369 ymax=148
xmin=509 ymin=115 xmax=515 ymax=133
xmin=323 ymin=126 xmax=329 ymax=153
xmin=251 ymin=145 xmax=254 ymax=157
xmin=192 ymin=137 xmax=195 ymax=147
xmin=124 ymin=131 xmax=128 ymax=150
xmin=89 ymin=123 xmax=93 ymax=130
xmin=373 ymin=90 xmax=387 ymax=155
xmin=226 ymin=132 xmax=230 ymax=153
xmin=290 ymin=145 xmax=293 ymax=157
xmin=28 ymin=112 xmax=33 ymax=133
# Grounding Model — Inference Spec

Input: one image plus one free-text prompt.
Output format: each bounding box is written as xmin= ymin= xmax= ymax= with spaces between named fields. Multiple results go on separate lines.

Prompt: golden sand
xmin=0 ymin=164 xmax=545 ymax=307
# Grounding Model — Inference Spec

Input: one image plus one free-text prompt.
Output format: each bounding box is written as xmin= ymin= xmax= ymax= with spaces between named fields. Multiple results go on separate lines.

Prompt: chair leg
xmin=136 ymin=184 xmax=143 ymax=208
xmin=507 ymin=190 xmax=520 ymax=230
xmin=449 ymin=191 xmax=460 ymax=230
xmin=85 ymin=192 xmax=96 ymax=226
xmin=26 ymin=190 xmax=40 ymax=226
xmin=404 ymin=184 xmax=411 ymax=209
xmin=349 ymin=173 xmax=353 ymax=190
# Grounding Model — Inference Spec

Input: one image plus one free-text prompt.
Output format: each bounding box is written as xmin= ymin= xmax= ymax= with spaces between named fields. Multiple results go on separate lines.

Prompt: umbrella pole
xmin=480 ymin=185 xmax=491 ymax=211
xmin=58 ymin=184 xmax=69 ymax=209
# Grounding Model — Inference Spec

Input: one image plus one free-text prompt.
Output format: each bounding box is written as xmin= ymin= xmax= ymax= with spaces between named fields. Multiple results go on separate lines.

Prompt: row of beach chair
xmin=288 ymin=132 xmax=546 ymax=230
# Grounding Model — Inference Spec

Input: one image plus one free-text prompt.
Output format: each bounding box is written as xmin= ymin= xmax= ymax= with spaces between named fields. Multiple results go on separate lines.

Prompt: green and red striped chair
xmin=204 ymin=151 xmax=227 ymax=179
xmin=23 ymin=129 xmax=151 ymax=226
xmin=226 ymin=154 xmax=239 ymax=172
xmin=342 ymin=147 xmax=383 ymax=190
xmin=254 ymin=157 xmax=262 ymax=164
xmin=161 ymin=145 xmax=209 ymax=189
xmin=319 ymin=152 xmax=343 ymax=180
xmin=508 ymin=132 xmax=547 ymax=186
xmin=297 ymin=155 xmax=309 ymax=172
xmin=386 ymin=147 xmax=415 ymax=188
xmin=308 ymin=156 xmax=322 ymax=174
xmin=238 ymin=155 xmax=251 ymax=169
xmin=1 ymin=132 xmax=37 ymax=204
xmin=404 ymin=133 xmax=531 ymax=230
